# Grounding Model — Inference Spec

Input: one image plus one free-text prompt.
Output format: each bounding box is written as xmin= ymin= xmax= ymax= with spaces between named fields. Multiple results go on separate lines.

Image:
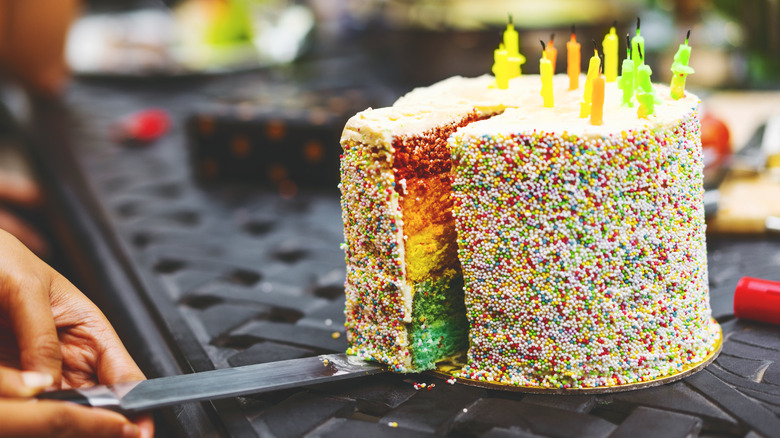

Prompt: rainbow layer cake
xmin=339 ymin=73 xmax=720 ymax=388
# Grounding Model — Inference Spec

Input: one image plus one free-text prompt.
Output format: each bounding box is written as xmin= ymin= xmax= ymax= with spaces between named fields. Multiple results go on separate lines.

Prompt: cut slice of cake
xmin=340 ymin=105 xmax=491 ymax=371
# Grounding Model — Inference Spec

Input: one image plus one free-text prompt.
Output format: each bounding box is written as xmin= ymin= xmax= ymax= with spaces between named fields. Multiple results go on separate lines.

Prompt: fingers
xmin=132 ymin=414 xmax=156 ymax=438
xmin=7 ymin=281 xmax=62 ymax=384
xmin=49 ymin=274 xmax=147 ymax=385
xmin=0 ymin=365 xmax=53 ymax=397
xmin=0 ymin=399 xmax=140 ymax=438
xmin=0 ymin=230 xmax=63 ymax=383
xmin=0 ymin=209 xmax=50 ymax=259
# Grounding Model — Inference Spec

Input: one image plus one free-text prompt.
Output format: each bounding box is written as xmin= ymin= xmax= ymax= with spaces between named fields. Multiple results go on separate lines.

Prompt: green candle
xmin=636 ymin=59 xmax=655 ymax=118
xmin=670 ymin=30 xmax=695 ymax=100
xmin=631 ymin=17 xmax=645 ymax=78
xmin=637 ymin=91 xmax=655 ymax=119
xmin=618 ymin=34 xmax=635 ymax=107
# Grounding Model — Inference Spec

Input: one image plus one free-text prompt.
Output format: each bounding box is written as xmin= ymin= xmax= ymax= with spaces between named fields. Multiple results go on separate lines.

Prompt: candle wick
xmin=550 ymin=33 xmax=555 ymax=43
xmin=626 ymin=34 xmax=631 ymax=57
xmin=613 ymin=20 xmax=617 ymax=29
xmin=540 ymin=40 xmax=546 ymax=52
xmin=636 ymin=16 xmax=641 ymax=35
xmin=571 ymin=24 xmax=575 ymax=37
xmin=508 ymin=13 xmax=513 ymax=25
xmin=686 ymin=29 xmax=691 ymax=44
xmin=592 ymin=39 xmax=598 ymax=55
xmin=638 ymin=44 xmax=644 ymax=62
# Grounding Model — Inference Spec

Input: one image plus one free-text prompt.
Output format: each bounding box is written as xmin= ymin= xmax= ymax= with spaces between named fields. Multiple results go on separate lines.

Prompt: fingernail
xmin=122 ymin=423 xmax=140 ymax=438
xmin=21 ymin=371 xmax=53 ymax=389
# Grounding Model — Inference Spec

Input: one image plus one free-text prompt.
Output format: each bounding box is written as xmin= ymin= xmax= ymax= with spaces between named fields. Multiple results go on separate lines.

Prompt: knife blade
xmin=36 ymin=353 xmax=384 ymax=414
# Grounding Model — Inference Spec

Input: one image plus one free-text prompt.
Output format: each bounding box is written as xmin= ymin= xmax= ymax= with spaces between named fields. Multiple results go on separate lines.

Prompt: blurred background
xmin=50 ymin=0 xmax=779 ymax=87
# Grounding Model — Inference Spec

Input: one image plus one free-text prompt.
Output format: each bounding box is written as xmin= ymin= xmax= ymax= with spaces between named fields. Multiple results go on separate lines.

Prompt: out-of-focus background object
xmin=0 ymin=0 xmax=81 ymax=95
xmin=66 ymin=0 xmax=315 ymax=76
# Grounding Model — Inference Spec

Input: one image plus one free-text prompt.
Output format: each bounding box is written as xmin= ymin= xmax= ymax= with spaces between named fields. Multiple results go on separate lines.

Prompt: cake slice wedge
xmin=340 ymin=105 xmax=491 ymax=371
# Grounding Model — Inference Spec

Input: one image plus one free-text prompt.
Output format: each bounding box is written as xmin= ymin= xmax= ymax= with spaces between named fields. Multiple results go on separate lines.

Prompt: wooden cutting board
xmin=707 ymin=171 xmax=780 ymax=234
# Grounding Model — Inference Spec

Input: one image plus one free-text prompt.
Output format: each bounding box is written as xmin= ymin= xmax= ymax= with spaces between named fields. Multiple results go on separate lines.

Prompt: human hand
xmin=0 ymin=229 xmax=154 ymax=437
xmin=0 ymin=399 xmax=144 ymax=438
xmin=0 ymin=0 xmax=81 ymax=97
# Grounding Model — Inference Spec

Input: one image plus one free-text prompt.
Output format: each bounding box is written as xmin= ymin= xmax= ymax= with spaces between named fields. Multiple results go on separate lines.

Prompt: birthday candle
xmin=547 ymin=33 xmax=558 ymax=74
xmin=504 ymin=15 xmax=519 ymax=57
xmin=492 ymin=44 xmax=510 ymax=89
xmin=618 ymin=34 xmax=635 ymax=107
xmin=670 ymin=30 xmax=695 ymax=100
xmin=636 ymin=46 xmax=655 ymax=118
xmin=631 ymin=17 xmax=645 ymax=73
xmin=591 ymin=57 xmax=605 ymax=125
xmin=540 ymin=40 xmax=554 ymax=108
xmin=503 ymin=15 xmax=525 ymax=77
xmin=602 ymin=22 xmax=618 ymax=82
xmin=567 ymin=25 xmax=581 ymax=90
xmin=579 ymin=43 xmax=600 ymax=118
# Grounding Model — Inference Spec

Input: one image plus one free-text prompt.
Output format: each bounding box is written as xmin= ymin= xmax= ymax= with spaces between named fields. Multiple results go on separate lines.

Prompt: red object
xmin=116 ymin=108 xmax=171 ymax=143
xmin=700 ymin=112 xmax=731 ymax=169
xmin=734 ymin=277 xmax=780 ymax=325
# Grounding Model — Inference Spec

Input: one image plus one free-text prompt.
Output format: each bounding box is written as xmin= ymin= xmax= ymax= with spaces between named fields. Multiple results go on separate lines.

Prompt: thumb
xmin=0 ymin=365 xmax=53 ymax=397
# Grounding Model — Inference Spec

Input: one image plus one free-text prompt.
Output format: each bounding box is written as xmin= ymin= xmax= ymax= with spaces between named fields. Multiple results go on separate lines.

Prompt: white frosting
xmin=341 ymin=105 xmax=480 ymax=145
xmin=395 ymin=74 xmax=700 ymax=137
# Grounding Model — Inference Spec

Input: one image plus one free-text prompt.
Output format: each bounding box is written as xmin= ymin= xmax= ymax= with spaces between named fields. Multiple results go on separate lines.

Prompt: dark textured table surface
xmin=25 ymin=70 xmax=780 ymax=438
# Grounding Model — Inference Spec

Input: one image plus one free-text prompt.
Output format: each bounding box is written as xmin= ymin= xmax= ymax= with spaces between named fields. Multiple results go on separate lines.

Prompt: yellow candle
xmin=508 ymin=54 xmax=526 ymax=78
xmin=591 ymin=69 xmax=605 ymax=125
xmin=602 ymin=24 xmax=618 ymax=82
xmin=492 ymin=44 xmax=509 ymax=89
xmin=503 ymin=15 xmax=525 ymax=77
xmin=540 ymin=40 xmax=554 ymax=108
xmin=567 ymin=26 xmax=580 ymax=90
xmin=579 ymin=46 xmax=600 ymax=118
xmin=504 ymin=15 xmax=519 ymax=57
xmin=547 ymin=33 xmax=558 ymax=74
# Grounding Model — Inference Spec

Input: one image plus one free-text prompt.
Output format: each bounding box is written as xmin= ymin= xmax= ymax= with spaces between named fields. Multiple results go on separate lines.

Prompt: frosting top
xmin=396 ymin=74 xmax=700 ymax=138
xmin=341 ymin=106 xmax=479 ymax=146
xmin=343 ymin=73 xmax=700 ymax=147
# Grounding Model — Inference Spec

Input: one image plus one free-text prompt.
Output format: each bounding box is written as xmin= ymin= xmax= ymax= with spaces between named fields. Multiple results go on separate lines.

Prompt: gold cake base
xmin=430 ymin=323 xmax=722 ymax=394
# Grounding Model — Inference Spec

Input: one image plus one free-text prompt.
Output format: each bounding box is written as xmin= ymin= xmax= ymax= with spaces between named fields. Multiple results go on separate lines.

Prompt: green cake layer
xmin=408 ymin=270 xmax=469 ymax=370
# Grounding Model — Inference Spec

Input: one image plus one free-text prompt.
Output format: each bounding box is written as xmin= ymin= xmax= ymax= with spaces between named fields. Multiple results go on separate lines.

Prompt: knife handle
xmin=37 ymin=389 xmax=92 ymax=407
xmin=36 ymin=386 xmax=122 ymax=411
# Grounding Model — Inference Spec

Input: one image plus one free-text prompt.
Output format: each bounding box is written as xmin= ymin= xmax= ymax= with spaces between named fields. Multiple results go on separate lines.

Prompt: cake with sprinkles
xmin=340 ymin=73 xmax=720 ymax=388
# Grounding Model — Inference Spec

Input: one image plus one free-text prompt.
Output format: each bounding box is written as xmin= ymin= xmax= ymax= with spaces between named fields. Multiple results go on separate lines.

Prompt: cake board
xmin=429 ymin=322 xmax=722 ymax=394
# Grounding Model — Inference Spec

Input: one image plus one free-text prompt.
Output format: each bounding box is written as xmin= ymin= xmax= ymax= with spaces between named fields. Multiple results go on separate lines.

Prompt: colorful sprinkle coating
xmin=448 ymin=110 xmax=719 ymax=388
xmin=340 ymin=127 xmax=411 ymax=372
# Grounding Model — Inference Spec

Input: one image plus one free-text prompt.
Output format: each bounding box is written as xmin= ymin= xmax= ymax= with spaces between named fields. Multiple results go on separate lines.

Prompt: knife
xmin=36 ymin=354 xmax=385 ymax=414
